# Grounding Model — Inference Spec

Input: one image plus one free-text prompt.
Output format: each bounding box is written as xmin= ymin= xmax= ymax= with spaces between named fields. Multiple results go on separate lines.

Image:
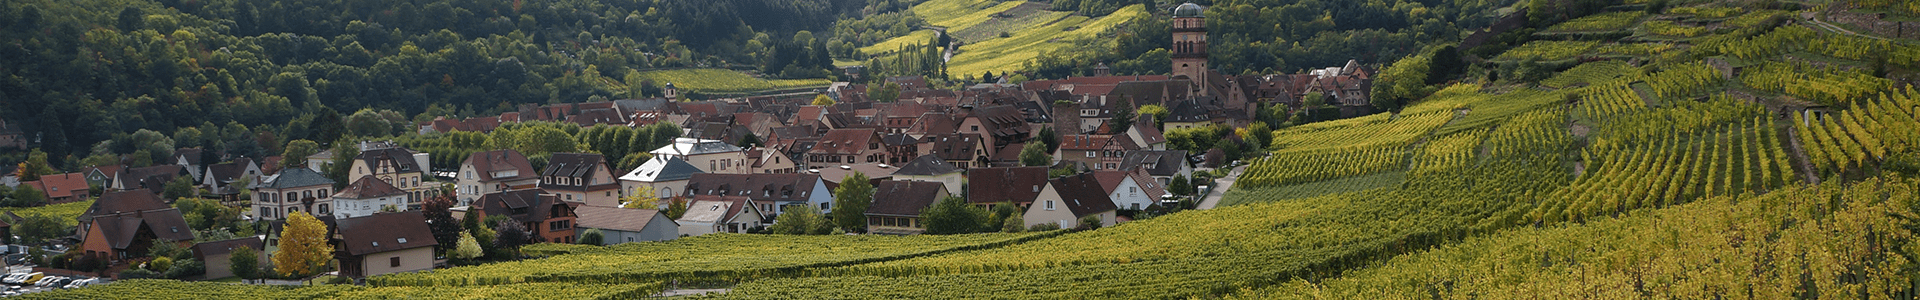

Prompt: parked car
xmin=32 ymin=276 xmax=62 ymax=286
xmin=14 ymin=272 xmax=43 ymax=285
xmin=1 ymin=273 xmax=24 ymax=284
xmin=63 ymin=278 xmax=97 ymax=289
xmin=43 ymin=277 xmax=71 ymax=287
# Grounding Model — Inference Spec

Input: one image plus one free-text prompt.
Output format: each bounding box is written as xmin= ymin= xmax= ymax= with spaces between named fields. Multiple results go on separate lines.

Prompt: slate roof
xmin=94 ymin=208 xmax=195 ymax=250
xmin=572 ymin=206 xmax=668 ymax=232
xmin=1166 ymin=100 xmax=1211 ymax=123
xmin=334 ymin=211 xmax=438 ymax=256
xmin=891 ymin=155 xmax=960 ymax=176
xmin=192 ymin=236 xmax=264 ymax=258
xmin=923 ymin=133 xmax=984 ymax=161
xmin=1049 ymin=173 xmax=1120 ymax=217
xmin=464 ymin=149 xmax=536 ymax=182
xmin=1119 ymin=150 xmax=1189 ymax=177
xmin=678 ymin=195 xmax=754 ymax=224
xmin=479 ymin=189 xmax=573 ymax=224
xmin=965 ymin=105 xmax=1032 ymax=138
xmin=542 ymin=153 xmax=608 ymax=178
xmin=205 ymin=158 xmax=255 ymax=183
xmin=257 ymin=168 xmax=335 ymax=189
xmin=682 ymin=173 xmax=824 ymax=202
xmin=333 ymin=176 xmax=406 ymax=199
xmin=356 ymin=148 xmax=424 ymax=173
xmin=176 ymin=148 xmax=206 ymax=167
xmin=865 ymin=181 xmax=947 ymax=217
xmin=965 ymin=167 xmax=1050 ymax=205
xmin=621 ymin=157 xmax=704 ymax=183
xmin=651 ymin=138 xmax=744 ymax=156
xmin=118 ymin=165 xmax=188 ymax=193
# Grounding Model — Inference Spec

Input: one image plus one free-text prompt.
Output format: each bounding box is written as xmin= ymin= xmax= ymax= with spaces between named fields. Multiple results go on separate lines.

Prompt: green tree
xmin=921 ymin=195 xmax=989 ymax=234
xmin=1020 ymin=142 xmax=1052 ymax=167
xmin=149 ymin=257 xmax=174 ymax=273
xmin=450 ymin=231 xmax=484 ymax=260
xmin=16 ymin=149 xmax=57 ymax=182
xmin=769 ymin=206 xmax=831 ymax=235
xmin=325 ymin=139 xmax=360 ymax=189
xmin=1037 ymin=126 xmax=1059 ymax=153
xmin=229 ymin=245 xmax=260 ymax=283
xmin=116 ymin=7 xmax=144 ymax=32
xmin=422 ymin=195 xmax=463 ymax=254
xmin=163 ymin=175 xmax=197 ymax=200
xmin=279 ymin=139 xmax=319 ymax=170
xmin=273 ymin=211 xmax=331 ymax=278
xmin=871 ymin=82 xmax=902 ymax=102
xmin=986 ymin=201 xmax=1021 ymax=232
xmin=1111 ymin=97 xmax=1134 ymax=134
xmin=830 ymin=173 xmax=874 ymax=232
xmin=492 ymin=218 xmax=530 ymax=257
xmin=1169 ymin=174 xmax=1193 ymax=197
xmin=344 ymin=109 xmax=393 ymax=137
xmin=14 ymin=214 xmax=64 ymax=244
xmin=664 ymin=198 xmax=690 ymax=219
xmin=811 ymin=94 xmax=836 ymax=106
xmin=1077 ymin=215 xmax=1103 ymax=230
xmin=7 ymin=185 xmax=46 ymax=207
xmin=1136 ymin=105 xmax=1170 ymax=129
xmin=578 ymin=228 xmax=605 ymax=245
xmin=737 ymin=133 xmax=763 ymax=148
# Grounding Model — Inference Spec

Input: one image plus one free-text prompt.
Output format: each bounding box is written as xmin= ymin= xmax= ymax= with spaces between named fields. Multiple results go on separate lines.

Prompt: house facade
xmin=347 ymin=147 xmax=434 ymax=210
xmin=650 ymin=138 xmax=749 ymax=174
xmin=618 ymin=157 xmax=704 ymax=203
xmin=1024 ymin=173 xmax=1119 ymax=229
xmin=539 ymin=153 xmax=623 ymax=207
xmin=193 ymin=237 xmax=267 ymax=280
xmin=252 ymin=168 xmax=336 ymax=220
xmin=455 ymin=149 xmax=539 ymax=207
xmin=331 ymin=176 xmax=408 ymax=219
xmin=864 ymin=181 xmax=949 ymax=235
xmin=808 ymin=128 xmax=890 ymax=166
xmin=682 ymin=173 xmax=833 ymax=218
xmin=675 ymin=195 xmax=764 ymax=236
xmin=25 ymin=173 xmax=89 ymax=204
xmin=890 ymin=155 xmax=964 ymax=195
xmin=1092 ymin=169 xmax=1168 ymax=211
xmin=332 ymin=212 xmax=438 ymax=279
xmin=477 ymin=189 xmax=579 ymax=244
xmin=81 ymin=207 xmax=195 ymax=264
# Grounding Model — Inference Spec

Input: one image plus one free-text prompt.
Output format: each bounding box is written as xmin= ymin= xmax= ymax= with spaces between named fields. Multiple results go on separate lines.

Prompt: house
xmin=476 ymin=190 xmax=579 ymax=244
xmin=24 ymin=173 xmax=89 ymax=203
xmin=1057 ymin=135 xmax=1136 ymax=171
xmin=958 ymin=105 xmax=1033 ymax=150
xmin=675 ymin=195 xmax=764 ymax=236
xmin=110 ymin=165 xmax=189 ymax=194
xmin=864 ymin=181 xmax=949 ymax=235
xmin=1119 ymin=150 xmax=1193 ymax=186
xmin=811 ymin=163 xmax=896 ymax=186
xmin=1124 ymin=116 xmax=1168 ymax=150
xmin=0 ymin=118 xmax=24 ymax=150
xmin=966 ymin=167 xmax=1050 ymax=206
xmin=192 ymin=237 xmax=266 ymax=280
xmin=918 ymin=133 xmax=988 ymax=169
xmin=650 ymin=138 xmax=749 ymax=174
xmin=747 ymin=147 xmax=798 ymax=174
xmin=260 ymin=156 xmax=285 ymax=176
xmin=305 ymin=149 xmax=334 ymax=173
xmin=261 ymin=214 xmax=338 ymax=263
xmin=77 ymin=191 xmax=172 ymax=239
xmin=571 ymin=206 xmax=679 ymax=244
xmin=332 ymin=211 xmax=438 ymax=279
xmin=1024 ymin=173 xmax=1118 ymax=229
xmin=175 ymin=148 xmax=207 ymax=180
xmin=347 ymin=146 xmax=434 ymax=210
xmin=251 ymin=167 xmax=336 ymax=221
xmin=331 ymin=176 xmax=409 ymax=219
xmin=808 ymin=128 xmax=890 ymax=166
xmin=202 ymin=158 xmax=262 ymax=205
xmin=1091 ymin=169 xmax=1168 ymax=211
xmin=539 ymin=153 xmax=623 ymax=207
xmin=890 ymin=155 xmax=963 ymax=195
xmin=619 ymin=157 xmax=704 ymax=203
xmin=681 ymin=173 xmax=833 ymax=217
xmin=455 ymin=149 xmax=539 ymax=207
xmin=79 ymin=205 xmax=195 ymax=264
xmin=81 ymin=165 xmax=124 ymax=188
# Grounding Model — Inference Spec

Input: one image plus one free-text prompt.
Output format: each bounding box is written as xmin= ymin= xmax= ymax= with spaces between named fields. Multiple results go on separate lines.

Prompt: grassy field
xmin=631 ymin=69 xmax=829 ymax=94
xmin=859 ymin=30 xmax=939 ymax=55
xmin=1215 ymin=172 xmax=1407 ymax=207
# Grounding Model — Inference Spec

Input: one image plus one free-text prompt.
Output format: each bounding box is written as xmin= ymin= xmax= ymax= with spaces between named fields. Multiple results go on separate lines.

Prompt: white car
xmin=33 ymin=276 xmax=61 ymax=286
xmin=63 ymin=278 xmax=96 ymax=289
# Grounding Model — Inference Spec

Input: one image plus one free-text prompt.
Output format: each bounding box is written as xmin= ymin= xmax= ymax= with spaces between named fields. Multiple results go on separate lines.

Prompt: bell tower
xmin=1170 ymin=3 xmax=1208 ymax=91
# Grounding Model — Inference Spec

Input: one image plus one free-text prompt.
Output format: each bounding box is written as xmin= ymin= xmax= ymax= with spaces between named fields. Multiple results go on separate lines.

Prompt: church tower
xmin=1170 ymin=3 xmax=1208 ymax=91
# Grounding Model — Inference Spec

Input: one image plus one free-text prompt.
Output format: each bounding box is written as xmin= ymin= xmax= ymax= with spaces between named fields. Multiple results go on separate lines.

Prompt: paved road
xmin=656 ymin=288 xmax=730 ymax=297
xmin=1195 ymin=165 xmax=1246 ymax=210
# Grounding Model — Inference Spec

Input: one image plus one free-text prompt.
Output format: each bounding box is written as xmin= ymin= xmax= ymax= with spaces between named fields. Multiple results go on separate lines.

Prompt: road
xmin=1195 ymin=165 xmax=1245 ymax=210
xmin=656 ymin=288 xmax=730 ymax=297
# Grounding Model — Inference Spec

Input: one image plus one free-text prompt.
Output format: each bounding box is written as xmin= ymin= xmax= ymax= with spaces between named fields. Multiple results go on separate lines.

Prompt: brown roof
xmin=355 ymin=148 xmax=424 ymax=174
xmin=81 ymin=190 xmax=171 ymax=222
xmin=572 ymin=206 xmax=667 ymax=232
xmin=814 ymin=129 xmax=880 ymax=155
xmin=1049 ymin=173 xmax=1119 ymax=217
xmin=966 ymin=167 xmax=1049 ymax=205
xmin=682 ymin=173 xmax=825 ymax=202
xmin=1059 ymin=135 xmax=1119 ymax=151
xmin=681 ymin=195 xmax=758 ymax=224
xmin=964 ymin=105 xmax=1031 ymax=138
xmin=25 ymin=173 xmax=88 ymax=200
xmin=465 ymin=149 xmax=537 ymax=182
xmin=333 ymin=176 xmax=406 ymax=199
xmin=865 ymin=181 xmax=947 ymax=217
xmin=93 ymin=208 xmax=195 ymax=250
xmin=478 ymin=189 xmax=574 ymax=224
xmin=907 ymin=113 xmax=960 ymax=136
xmin=205 ymin=157 xmax=255 ymax=184
xmin=334 ymin=211 xmax=438 ymax=256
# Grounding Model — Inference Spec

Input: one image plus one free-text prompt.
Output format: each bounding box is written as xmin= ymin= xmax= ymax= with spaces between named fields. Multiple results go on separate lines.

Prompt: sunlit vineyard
xmin=1214 ymin=172 xmax=1406 ymax=207
xmin=1724 ymin=9 xmax=1789 ymax=28
xmin=1642 ymin=61 xmax=1723 ymax=100
xmin=0 ymin=199 xmax=94 ymax=227
xmin=1668 ymin=6 xmax=1743 ymax=19
xmin=1540 ymin=60 xmax=1640 ymax=88
xmin=1537 ymin=96 xmax=1784 ymax=223
xmin=1793 ymin=87 xmax=1920 ymax=175
xmin=1544 ymin=11 xmax=1645 ymax=32
xmin=1644 ymin=20 xmax=1708 ymax=37
xmin=17 ymin=280 xmax=660 ymax=300
xmin=1265 ymin=111 xmax=1453 ymax=152
xmin=1234 ymin=177 xmax=1917 ymax=299
xmin=1739 ymin=61 xmax=1893 ymax=106
xmin=368 ymin=232 xmax=1057 ymax=286
xmin=1410 ymin=129 xmax=1487 ymax=175
xmin=1493 ymin=40 xmax=1598 ymax=61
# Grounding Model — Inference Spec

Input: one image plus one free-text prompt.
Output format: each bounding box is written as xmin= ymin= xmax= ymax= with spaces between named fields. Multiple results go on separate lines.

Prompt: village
xmin=0 ymin=4 xmax=1379 ymax=285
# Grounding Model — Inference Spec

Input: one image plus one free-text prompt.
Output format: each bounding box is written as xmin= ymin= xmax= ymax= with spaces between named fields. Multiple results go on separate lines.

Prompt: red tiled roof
xmin=26 ymin=173 xmax=88 ymax=200
xmin=465 ymin=149 xmax=537 ymax=182
xmin=813 ymin=129 xmax=879 ymax=155
xmin=966 ymin=167 xmax=1049 ymax=205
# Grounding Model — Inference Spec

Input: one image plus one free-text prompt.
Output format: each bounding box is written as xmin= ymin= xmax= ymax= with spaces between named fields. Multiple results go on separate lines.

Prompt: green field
xmin=1 ymin=199 xmax=94 ymax=227
xmin=945 ymin=4 xmax=1146 ymax=77
xmin=860 ymin=0 xmax=1145 ymax=76
xmin=16 ymin=279 xmax=660 ymax=300
xmin=631 ymin=69 xmax=829 ymax=94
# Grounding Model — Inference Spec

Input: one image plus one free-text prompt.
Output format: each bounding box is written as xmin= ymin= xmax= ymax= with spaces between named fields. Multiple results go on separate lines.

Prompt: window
xmin=820 ymin=202 xmax=830 ymax=211
xmin=971 ymin=125 xmax=979 ymax=131
xmin=1045 ymin=200 xmax=1055 ymax=210
xmin=320 ymin=189 xmax=330 ymax=198
xmin=1086 ymin=151 xmax=1096 ymax=158
xmin=319 ymin=204 xmax=330 ymax=215
xmin=390 ymin=257 xmax=401 ymax=268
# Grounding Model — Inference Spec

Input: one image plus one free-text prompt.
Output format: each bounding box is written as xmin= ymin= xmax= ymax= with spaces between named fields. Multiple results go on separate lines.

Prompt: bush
xmin=161 ymin=259 xmax=204 ymax=279
xmin=118 ymin=268 xmax=158 ymax=279
xmin=148 ymin=257 xmax=174 ymax=273
xmin=1001 ymin=215 xmax=1025 ymax=233
xmin=1077 ymin=215 xmax=1103 ymax=230
xmin=578 ymin=229 xmax=605 ymax=245
xmin=326 ymin=275 xmax=353 ymax=285
xmin=1028 ymin=222 xmax=1061 ymax=231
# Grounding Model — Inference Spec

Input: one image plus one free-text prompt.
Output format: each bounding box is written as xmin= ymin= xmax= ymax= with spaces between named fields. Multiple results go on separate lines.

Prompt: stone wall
xmin=1826 ymin=7 xmax=1920 ymax=40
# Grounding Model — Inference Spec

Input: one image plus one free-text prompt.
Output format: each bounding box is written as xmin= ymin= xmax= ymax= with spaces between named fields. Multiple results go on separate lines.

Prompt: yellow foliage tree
xmin=621 ymin=186 xmax=659 ymax=209
xmin=273 ymin=211 xmax=332 ymax=278
xmin=811 ymin=94 xmax=836 ymax=106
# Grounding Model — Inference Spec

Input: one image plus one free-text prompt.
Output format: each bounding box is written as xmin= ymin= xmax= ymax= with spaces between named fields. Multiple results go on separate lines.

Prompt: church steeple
xmin=1170 ymin=3 xmax=1208 ymax=92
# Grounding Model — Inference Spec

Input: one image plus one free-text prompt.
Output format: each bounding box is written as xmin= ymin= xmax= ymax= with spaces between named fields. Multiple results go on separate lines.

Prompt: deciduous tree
xmin=1020 ymin=142 xmax=1052 ymax=167
xmin=280 ymin=139 xmax=319 ymax=170
xmin=830 ymin=173 xmax=874 ymax=232
xmin=273 ymin=211 xmax=332 ymax=278
xmin=229 ymin=245 xmax=259 ymax=282
xmin=921 ymin=195 xmax=989 ymax=234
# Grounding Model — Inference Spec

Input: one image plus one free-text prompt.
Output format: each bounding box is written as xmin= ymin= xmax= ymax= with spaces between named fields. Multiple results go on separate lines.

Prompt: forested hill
xmin=0 ymin=0 xmax=865 ymax=164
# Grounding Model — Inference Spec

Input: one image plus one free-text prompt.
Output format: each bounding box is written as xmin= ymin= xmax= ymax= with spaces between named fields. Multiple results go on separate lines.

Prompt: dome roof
xmin=1173 ymin=3 xmax=1204 ymax=18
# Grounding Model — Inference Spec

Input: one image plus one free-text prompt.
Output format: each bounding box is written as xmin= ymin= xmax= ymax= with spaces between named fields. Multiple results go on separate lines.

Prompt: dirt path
xmin=657 ymin=288 xmax=730 ymax=297
xmin=1803 ymin=12 xmax=1890 ymax=41
xmin=1775 ymin=116 xmax=1822 ymax=186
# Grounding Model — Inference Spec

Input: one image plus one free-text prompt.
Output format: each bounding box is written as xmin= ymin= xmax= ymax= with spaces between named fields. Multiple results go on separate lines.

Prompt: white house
xmin=681 ymin=173 xmax=834 ymax=217
xmin=619 ymin=157 xmax=705 ymax=203
xmin=1091 ymin=169 xmax=1168 ymax=211
xmin=573 ymin=206 xmax=680 ymax=244
xmin=650 ymin=138 xmax=749 ymax=174
xmin=1024 ymin=173 xmax=1118 ymax=229
xmin=675 ymin=196 xmax=765 ymax=236
xmin=332 ymin=175 xmax=411 ymax=219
